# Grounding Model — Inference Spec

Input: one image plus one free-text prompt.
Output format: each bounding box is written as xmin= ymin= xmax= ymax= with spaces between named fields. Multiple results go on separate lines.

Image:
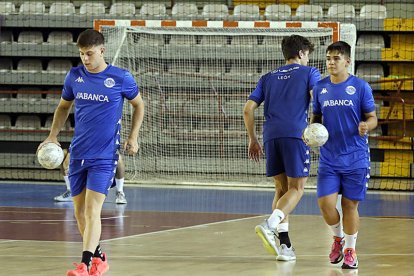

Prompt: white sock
xmin=277 ymin=222 xmax=289 ymax=233
xmin=330 ymin=221 xmax=344 ymax=238
xmin=115 ymin=178 xmax=124 ymax=192
xmin=63 ymin=176 xmax=70 ymax=191
xmin=344 ymin=232 xmax=358 ymax=250
xmin=268 ymin=209 xmax=285 ymax=229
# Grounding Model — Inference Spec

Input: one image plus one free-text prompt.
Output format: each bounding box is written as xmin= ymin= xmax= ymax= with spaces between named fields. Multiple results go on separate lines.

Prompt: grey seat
xmin=19 ymin=1 xmax=45 ymax=14
xmin=49 ymin=2 xmax=75 ymax=15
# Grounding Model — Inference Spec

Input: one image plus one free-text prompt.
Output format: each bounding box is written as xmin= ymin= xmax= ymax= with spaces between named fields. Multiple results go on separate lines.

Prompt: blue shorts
xmin=317 ymin=167 xmax=369 ymax=201
xmin=68 ymin=159 xmax=118 ymax=197
xmin=264 ymin=137 xmax=310 ymax=178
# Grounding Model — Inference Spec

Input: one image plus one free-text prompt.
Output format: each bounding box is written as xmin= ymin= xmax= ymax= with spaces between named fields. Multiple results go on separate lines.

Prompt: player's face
xmin=326 ymin=50 xmax=350 ymax=76
xmin=79 ymin=45 xmax=106 ymax=73
xmin=299 ymin=50 xmax=310 ymax=66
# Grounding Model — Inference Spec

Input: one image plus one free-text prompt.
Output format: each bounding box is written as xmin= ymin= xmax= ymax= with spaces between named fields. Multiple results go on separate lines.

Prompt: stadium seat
xmin=79 ymin=2 xmax=106 ymax=16
xmin=0 ymin=58 xmax=12 ymax=72
xmin=109 ymin=2 xmax=135 ymax=16
xmin=357 ymin=34 xmax=385 ymax=48
xmin=231 ymin=36 xmax=258 ymax=46
xmin=385 ymin=3 xmax=414 ymax=19
xmin=295 ymin=4 xmax=323 ymax=20
xmin=264 ymin=4 xmax=291 ymax=20
xmin=171 ymin=3 xmax=199 ymax=19
xmin=139 ymin=3 xmax=167 ymax=18
xmin=0 ymin=2 xmax=15 ymax=14
xmin=202 ymin=4 xmax=229 ymax=20
xmin=14 ymin=115 xmax=41 ymax=130
xmin=0 ymin=115 xmax=12 ymax=129
xmin=233 ymin=4 xmax=260 ymax=20
xmin=49 ymin=2 xmax=75 ymax=15
xmin=17 ymin=59 xmax=43 ymax=73
xmin=168 ymin=35 xmax=197 ymax=45
xmin=356 ymin=63 xmax=384 ymax=81
xmin=0 ymin=31 xmax=13 ymax=43
xmin=17 ymin=31 xmax=43 ymax=44
xmin=360 ymin=5 xmax=387 ymax=19
xmin=16 ymin=87 xmax=43 ymax=101
xmin=327 ymin=4 xmax=356 ymax=19
xmin=19 ymin=1 xmax=45 ymax=14
xmin=44 ymin=115 xmax=71 ymax=130
xmin=46 ymin=59 xmax=72 ymax=74
xmin=47 ymin=31 xmax=73 ymax=44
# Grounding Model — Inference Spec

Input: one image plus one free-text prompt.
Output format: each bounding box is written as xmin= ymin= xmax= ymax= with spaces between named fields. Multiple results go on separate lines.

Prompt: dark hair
xmin=281 ymin=35 xmax=315 ymax=60
xmin=326 ymin=41 xmax=351 ymax=58
xmin=76 ymin=29 xmax=104 ymax=48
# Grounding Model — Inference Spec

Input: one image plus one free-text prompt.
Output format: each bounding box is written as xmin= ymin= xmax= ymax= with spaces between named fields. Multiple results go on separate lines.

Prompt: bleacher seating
xmin=356 ymin=63 xmax=385 ymax=82
xmin=0 ymin=115 xmax=12 ymax=129
xmin=232 ymin=4 xmax=261 ymax=20
xmin=357 ymin=34 xmax=385 ymax=48
xmin=139 ymin=3 xmax=167 ymax=19
xmin=44 ymin=115 xmax=72 ymax=130
xmin=201 ymin=4 xmax=229 ymax=20
xmin=17 ymin=31 xmax=43 ymax=44
xmin=19 ymin=1 xmax=45 ymax=14
xmin=47 ymin=31 xmax=73 ymax=44
xmin=16 ymin=59 xmax=43 ymax=73
xmin=0 ymin=2 xmax=15 ymax=14
xmin=79 ymin=2 xmax=106 ymax=16
xmin=0 ymin=31 xmax=13 ymax=44
xmin=327 ymin=4 xmax=356 ymax=19
xmin=45 ymin=59 xmax=72 ymax=74
xmin=0 ymin=58 xmax=12 ymax=72
xmin=264 ymin=4 xmax=291 ymax=20
xmin=48 ymin=2 xmax=75 ymax=15
xmin=295 ymin=4 xmax=323 ymax=20
xmin=109 ymin=2 xmax=136 ymax=16
xmin=360 ymin=4 xmax=387 ymax=19
xmin=385 ymin=3 xmax=414 ymax=19
xmin=14 ymin=115 xmax=41 ymax=130
xmin=16 ymin=87 xmax=43 ymax=101
xmin=171 ymin=3 xmax=199 ymax=19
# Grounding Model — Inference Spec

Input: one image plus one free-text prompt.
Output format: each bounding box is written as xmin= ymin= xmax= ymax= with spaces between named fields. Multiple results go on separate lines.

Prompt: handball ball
xmin=303 ymin=123 xmax=329 ymax=147
xmin=37 ymin=143 xmax=64 ymax=169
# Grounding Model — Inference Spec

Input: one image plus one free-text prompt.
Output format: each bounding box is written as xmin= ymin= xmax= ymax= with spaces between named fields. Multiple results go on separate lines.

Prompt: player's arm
xmin=38 ymin=99 xmax=73 ymax=151
xmin=359 ymin=111 xmax=377 ymax=136
xmin=243 ymin=100 xmax=262 ymax=162
xmin=124 ymin=94 xmax=145 ymax=155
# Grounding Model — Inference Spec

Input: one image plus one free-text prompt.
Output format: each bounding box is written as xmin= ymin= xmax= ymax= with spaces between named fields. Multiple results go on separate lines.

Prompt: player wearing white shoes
xmin=38 ymin=29 xmax=144 ymax=276
xmin=243 ymin=35 xmax=321 ymax=261
xmin=54 ymin=150 xmax=128 ymax=204
xmin=311 ymin=41 xmax=377 ymax=270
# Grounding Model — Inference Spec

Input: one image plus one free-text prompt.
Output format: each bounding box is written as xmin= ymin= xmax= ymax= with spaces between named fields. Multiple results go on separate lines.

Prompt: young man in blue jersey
xmin=311 ymin=41 xmax=377 ymax=269
xmin=243 ymin=35 xmax=321 ymax=261
xmin=38 ymin=29 xmax=145 ymax=276
xmin=54 ymin=150 xmax=128 ymax=204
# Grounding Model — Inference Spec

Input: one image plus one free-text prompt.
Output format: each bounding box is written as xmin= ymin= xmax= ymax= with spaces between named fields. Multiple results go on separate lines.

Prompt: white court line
xmin=0 ymin=215 xmax=126 ymax=223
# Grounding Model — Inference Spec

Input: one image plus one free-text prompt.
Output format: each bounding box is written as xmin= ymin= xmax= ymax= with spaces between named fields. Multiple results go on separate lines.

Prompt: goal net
xmin=99 ymin=20 xmax=349 ymax=188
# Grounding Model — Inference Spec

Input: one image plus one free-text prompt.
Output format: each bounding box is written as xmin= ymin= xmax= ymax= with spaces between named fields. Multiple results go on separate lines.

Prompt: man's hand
xmin=123 ymin=138 xmax=139 ymax=155
xmin=358 ymin=121 xmax=369 ymax=136
xmin=248 ymin=139 xmax=263 ymax=162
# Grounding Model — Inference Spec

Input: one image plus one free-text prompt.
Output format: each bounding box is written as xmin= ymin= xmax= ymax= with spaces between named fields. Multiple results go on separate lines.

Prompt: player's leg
xmin=255 ymin=139 xmax=284 ymax=256
xmin=84 ymin=159 xmax=117 ymax=276
xmin=272 ymin=175 xmax=292 ymax=250
xmin=317 ymin=166 xmax=344 ymax=264
xmin=54 ymin=149 xmax=72 ymax=202
xmin=115 ymin=155 xmax=127 ymax=204
xmin=340 ymin=168 xmax=368 ymax=270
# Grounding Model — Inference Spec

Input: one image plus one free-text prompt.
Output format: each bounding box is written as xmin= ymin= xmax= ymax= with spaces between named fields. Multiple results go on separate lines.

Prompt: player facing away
xmin=54 ymin=149 xmax=128 ymax=204
xmin=243 ymin=35 xmax=321 ymax=261
xmin=310 ymin=41 xmax=377 ymax=269
xmin=38 ymin=29 xmax=145 ymax=276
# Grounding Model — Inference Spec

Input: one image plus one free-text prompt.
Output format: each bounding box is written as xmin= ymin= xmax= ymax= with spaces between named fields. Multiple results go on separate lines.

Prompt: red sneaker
xmin=89 ymin=253 xmax=109 ymax=276
xmin=66 ymin=263 xmax=89 ymax=276
xmin=329 ymin=236 xmax=344 ymax=264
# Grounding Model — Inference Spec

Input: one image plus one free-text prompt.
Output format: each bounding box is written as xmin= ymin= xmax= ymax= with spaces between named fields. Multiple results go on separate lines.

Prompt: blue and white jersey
xmin=312 ymin=75 xmax=375 ymax=169
xmin=248 ymin=64 xmax=321 ymax=142
xmin=62 ymin=64 xmax=139 ymax=160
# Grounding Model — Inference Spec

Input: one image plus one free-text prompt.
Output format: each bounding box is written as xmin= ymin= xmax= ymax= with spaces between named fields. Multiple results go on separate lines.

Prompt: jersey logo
xmin=75 ymin=76 xmax=84 ymax=83
xmin=345 ymin=86 xmax=356 ymax=95
xmin=104 ymin=78 xmax=115 ymax=88
xmin=321 ymin=88 xmax=328 ymax=94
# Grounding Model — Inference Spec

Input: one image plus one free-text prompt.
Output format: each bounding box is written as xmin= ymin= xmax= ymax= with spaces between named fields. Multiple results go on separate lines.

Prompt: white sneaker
xmin=54 ymin=190 xmax=72 ymax=202
xmin=277 ymin=244 xmax=296 ymax=261
xmin=115 ymin=191 xmax=127 ymax=204
xmin=255 ymin=220 xmax=279 ymax=256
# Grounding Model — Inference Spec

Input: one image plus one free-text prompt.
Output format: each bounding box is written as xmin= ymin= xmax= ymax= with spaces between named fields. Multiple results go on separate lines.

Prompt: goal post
xmin=95 ymin=19 xmax=356 ymax=187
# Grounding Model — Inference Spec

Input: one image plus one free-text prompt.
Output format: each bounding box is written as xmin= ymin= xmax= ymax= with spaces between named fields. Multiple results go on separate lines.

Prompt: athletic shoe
xmin=66 ymin=263 xmax=89 ymax=276
xmin=276 ymin=244 xmax=296 ymax=261
xmin=330 ymin=236 xmax=344 ymax=264
xmin=255 ymin=220 xmax=279 ymax=256
xmin=89 ymin=253 xmax=109 ymax=276
xmin=115 ymin=191 xmax=127 ymax=204
xmin=54 ymin=190 xmax=72 ymax=202
xmin=342 ymin=248 xmax=358 ymax=269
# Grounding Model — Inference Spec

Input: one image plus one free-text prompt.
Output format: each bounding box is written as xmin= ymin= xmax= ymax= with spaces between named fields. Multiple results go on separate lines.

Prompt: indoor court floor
xmin=0 ymin=181 xmax=413 ymax=276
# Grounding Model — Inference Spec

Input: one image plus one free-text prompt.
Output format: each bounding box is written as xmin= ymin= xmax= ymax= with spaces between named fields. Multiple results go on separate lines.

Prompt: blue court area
xmin=1 ymin=182 xmax=413 ymax=218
